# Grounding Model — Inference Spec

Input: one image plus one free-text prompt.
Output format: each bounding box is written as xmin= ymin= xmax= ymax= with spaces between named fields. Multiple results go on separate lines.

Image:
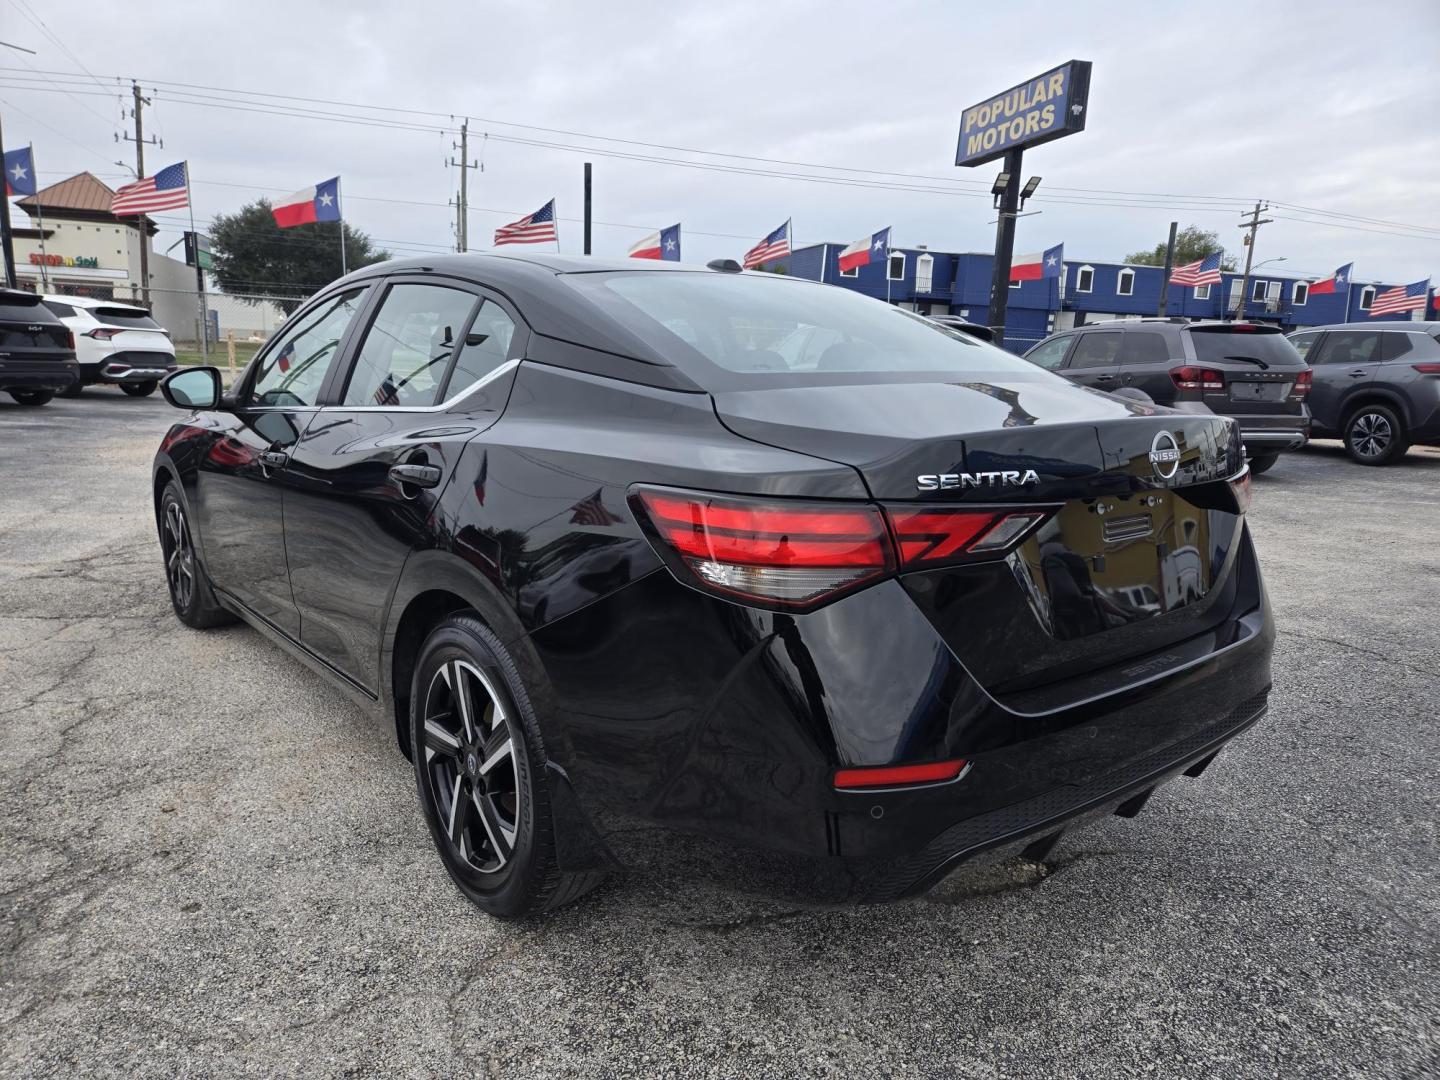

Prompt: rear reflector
xmin=834 ymin=759 xmax=968 ymax=789
xmin=631 ymin=488 xmax=893 ymax=609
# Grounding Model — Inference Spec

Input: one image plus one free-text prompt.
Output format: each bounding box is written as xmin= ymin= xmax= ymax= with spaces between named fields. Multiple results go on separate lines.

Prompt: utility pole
xmin=583 ymin=162 xmax=592 ymax=255
xmin=985 ymin=149 xmax=1023 ymax=343
xmin=121 ymin=81 xmax=160 ymax=307
xmin=449 ymin=120 xmax=478 ymax=252
xmin=1157 ymin=220 xmax=1178 ymax=317
xmin=0 ymin=112 xmax=16 ymax=288
xmin=1231 ymin=201 xmax=1272 ymax=321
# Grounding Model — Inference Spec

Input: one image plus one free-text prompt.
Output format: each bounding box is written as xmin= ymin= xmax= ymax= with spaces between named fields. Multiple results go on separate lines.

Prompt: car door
xmin=281 ymin=276 xmax=527 ymax=692
xmin=1061 ymin=330 xmax=1123 ymax=390
xmin=1306 ymin=329 xmax=1382 ymax=432
xmin=1115 ymin=329 xmax=1174 ymax=401
xmin=191 ymin=286 xmax=371 ymax=638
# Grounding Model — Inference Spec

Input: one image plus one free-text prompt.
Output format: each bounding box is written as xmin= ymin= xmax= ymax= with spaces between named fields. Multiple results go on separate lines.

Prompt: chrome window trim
xmin=313 ymin=357 xmax=522 ymax=413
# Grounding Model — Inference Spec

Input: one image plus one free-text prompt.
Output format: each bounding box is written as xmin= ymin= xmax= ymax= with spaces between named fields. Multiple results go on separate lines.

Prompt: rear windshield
xmin=0 ymin=292 xmax=50 ymax=322
xmin=565 ymin=271 xmax=1037 ymax=388
xmin=94 ymin=307 xmax=161 ymax=330
xmin=1187 ymin=325 xmax=1306 ymax=368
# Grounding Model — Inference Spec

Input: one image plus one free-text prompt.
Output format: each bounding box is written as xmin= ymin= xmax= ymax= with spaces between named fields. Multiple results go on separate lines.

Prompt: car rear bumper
xmin=92 ymin=352 xmax=179 ymax=383
xmin=0 ymin=357 xmax=80 ymax=392
xmin=1235 ymin=414 xmax=1310 ymax=452
xmin=526 ymin=522 xmax=1274 ymax=900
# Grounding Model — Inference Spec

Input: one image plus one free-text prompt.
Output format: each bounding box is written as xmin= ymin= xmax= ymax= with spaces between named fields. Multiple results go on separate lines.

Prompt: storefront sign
xmin=29 ymin=253 xmax=101 ymax=269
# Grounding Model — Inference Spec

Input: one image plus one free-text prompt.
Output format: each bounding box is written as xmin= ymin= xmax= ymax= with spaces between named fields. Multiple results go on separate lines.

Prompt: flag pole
xmin=186 ymin=162 xmax=209 ymax=363
xmin=336 ymin=178 xmax=347 ymax=276
xmin=553 ymin=198 xmax=561 ymax=254
xmin=30 ymin=144 xmax=51 ymax=291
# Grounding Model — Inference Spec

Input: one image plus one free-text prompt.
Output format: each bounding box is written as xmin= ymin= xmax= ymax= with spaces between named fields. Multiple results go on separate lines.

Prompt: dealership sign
xmin=955 ymin=60 xmax=1092 ymax=167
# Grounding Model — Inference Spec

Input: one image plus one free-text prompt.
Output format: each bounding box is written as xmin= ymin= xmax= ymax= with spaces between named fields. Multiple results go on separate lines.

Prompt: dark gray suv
xmin=1024 ymin=319 xmax=1311 ymax=474
xmin=1287 ymin=322 xmax=1440 ymax=465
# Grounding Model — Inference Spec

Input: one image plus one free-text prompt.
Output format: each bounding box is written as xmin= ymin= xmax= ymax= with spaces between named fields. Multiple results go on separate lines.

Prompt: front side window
xmin=1068 ymin=331 xmax=1122 ymax=368
xmin=343 ymin=284 xmax=479 ymax=407
xmin=1117 ymin=269 xmax=1135 ymax=297
xmin=887 ymin=253 xmax=905 ymax=281
xmin=1024 ymin=336 xmax=1072 ymax=371
xmin=250 ymin=288 xmax=367 ymax=407
xmin=444 ymin=300 xmax=518 ymax=398
xmin=1075 ymin=266 xmax=1094 ymax=293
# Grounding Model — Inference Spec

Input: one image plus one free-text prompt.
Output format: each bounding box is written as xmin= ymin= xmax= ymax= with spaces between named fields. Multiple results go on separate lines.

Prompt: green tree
xmin=210 ymin=199 xmax=388 ymax=313
xmin=1124 ymin=225 xmax=1237 ymax=272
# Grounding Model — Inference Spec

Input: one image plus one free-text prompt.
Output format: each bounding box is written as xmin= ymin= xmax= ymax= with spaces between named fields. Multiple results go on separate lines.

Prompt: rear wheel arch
xmin=1341 ymin=387 xmax=1412 ymax=429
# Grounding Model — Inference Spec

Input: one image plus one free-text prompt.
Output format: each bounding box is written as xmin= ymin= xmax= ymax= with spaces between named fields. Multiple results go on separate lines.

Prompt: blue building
xmin=764 ymin=243 xmax=1437 ymax=352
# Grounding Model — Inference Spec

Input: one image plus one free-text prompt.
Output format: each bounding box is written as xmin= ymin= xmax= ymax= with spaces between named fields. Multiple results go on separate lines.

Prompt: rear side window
xmin=343 ymin=284 xmax=479 ymax=407
xmin=1118 ymin=331 xmax=1170 ymax=366
xmin=1380 ymin=333 xmax=1414 ymax=361
xmin=1311 ymin=331 xmax=1383 ymax=366
xmin=443 ymin=300 xmax=518 ymax=398
xmin=1067 ymin=332 xmax=1122 ymax=368
xmin=94 ymin=307 xmax=161 ymax=330
xmin=43 ymin=301 xmax=77 ymax=319
xmin=1187 ymin=326 xmax=1305 ymax=368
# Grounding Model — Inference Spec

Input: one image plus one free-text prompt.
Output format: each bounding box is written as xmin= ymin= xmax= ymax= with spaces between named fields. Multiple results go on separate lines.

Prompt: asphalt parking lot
xmin=1 ymin=389 xmax=1436 ymax=1079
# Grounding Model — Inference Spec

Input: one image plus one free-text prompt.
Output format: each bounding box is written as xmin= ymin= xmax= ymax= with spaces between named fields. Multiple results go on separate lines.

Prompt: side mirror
xmin=161 ymin=366 xmax=223 ymax=410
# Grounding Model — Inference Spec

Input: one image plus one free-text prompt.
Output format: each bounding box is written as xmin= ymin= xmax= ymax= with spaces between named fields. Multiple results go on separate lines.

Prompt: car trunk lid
xmin=1183 ymin=323 xmax=1309 ymax=416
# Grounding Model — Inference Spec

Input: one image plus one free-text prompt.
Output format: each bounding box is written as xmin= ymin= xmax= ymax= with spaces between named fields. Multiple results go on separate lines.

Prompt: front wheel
xmin=411 ymin=614 xmax=605 ymax=917
xmin=7 ymin=389 xmax=53 ymax=406
xmin=1344 ymin=404 xmax=1408 ymax=466
xmin=122 ymin=381 xmax=158 ymax=397
xmin=1247 ymin=453 xmax=1280 ymax=476
xmin=158 ymin=483 xmax=235 ymax=628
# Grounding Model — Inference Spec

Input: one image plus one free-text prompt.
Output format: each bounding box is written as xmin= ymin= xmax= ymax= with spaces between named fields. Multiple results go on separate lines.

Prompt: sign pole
xmin=0 ymin=112 xmax=16 ymax=289
xmin=583 ymin=162 xmax=592 ymax=256
xmin=1158 ymin=220 xmax=1177 ymax=317
xmin=186 ymin=165 xmax=209 ymax=362
xmin=985 ymin=148 xmax=1023 ymax=344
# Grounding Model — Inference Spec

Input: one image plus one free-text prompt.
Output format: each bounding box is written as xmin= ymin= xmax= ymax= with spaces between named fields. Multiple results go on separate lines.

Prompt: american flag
xmin=494 ymin=199 xmax=558 ymax=246
xmin=742 ymin=219 xmax=791 ymax=269
xmin=1369 ymin=278 xmax=1431 ymax=317
xmin=110 ymin=161 xmax=190 ymax=216
xmin=569 ymin=488 xmax=622 ymax=526
xmin=1170 ymin=251 xmax=1223 ymax=287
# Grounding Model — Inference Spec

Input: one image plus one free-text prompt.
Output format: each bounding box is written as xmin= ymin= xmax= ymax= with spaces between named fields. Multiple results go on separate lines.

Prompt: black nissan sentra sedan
xmin=152 ymin=254 xmax=1271 ymax=917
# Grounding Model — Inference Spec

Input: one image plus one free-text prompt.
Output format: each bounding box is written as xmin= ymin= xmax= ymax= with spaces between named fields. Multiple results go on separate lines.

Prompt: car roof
xmin=1290 ymin=321 xmax=1440 ymax=332
xmin=336 ymin=252 xmax=783 ymax=284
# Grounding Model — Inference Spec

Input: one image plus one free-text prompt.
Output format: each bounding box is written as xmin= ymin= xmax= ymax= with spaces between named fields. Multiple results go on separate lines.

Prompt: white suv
xmin=41 ymin=295 xmax=177 ymax=397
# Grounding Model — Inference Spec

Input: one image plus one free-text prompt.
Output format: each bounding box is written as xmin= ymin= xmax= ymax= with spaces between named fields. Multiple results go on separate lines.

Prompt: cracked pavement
xmin=1 ymin=390 xmax=1436 ymax=1079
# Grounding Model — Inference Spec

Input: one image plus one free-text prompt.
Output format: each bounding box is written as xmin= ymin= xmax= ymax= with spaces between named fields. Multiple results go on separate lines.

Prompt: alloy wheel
xmin=1350 ymin=412 xmax=1392 ymax=459
xmin=422 ymin=659 xmax=521 ymax=874
xmin=163 ymin=501 xmax=195 ymax=611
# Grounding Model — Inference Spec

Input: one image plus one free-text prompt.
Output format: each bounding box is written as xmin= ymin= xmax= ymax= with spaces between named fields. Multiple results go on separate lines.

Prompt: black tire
xmin=122 ymin=381 xmax=158 ymax=397
xmin=7 ymin=389 xmax=53 ymax=406
xmin=158 ymin=482 xmax=235 ymax=629
xmin=59 ymin=382 xmax=83 ymax=398
xmin=410 ymin=613 xmax=605 ymax=917
xmin=1343 ymin=403 xmax=1408 ymax=466
xmin=1247 ymin=453 xmax=1280 ymax=476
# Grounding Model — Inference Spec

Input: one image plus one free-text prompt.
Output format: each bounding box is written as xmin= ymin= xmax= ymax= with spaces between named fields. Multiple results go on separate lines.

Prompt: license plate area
xmin=1229 ymin=381 xmax=1289 ymax=402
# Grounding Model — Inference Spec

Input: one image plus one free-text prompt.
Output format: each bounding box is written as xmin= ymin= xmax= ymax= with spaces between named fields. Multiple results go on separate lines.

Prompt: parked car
xmin=41 ymin=295 xmax=177 ymax=397
xmin=152 ymin=255 xmax=1271 ymax=917
xmin=1023 ymin=318 xmax=1311 ymax=475
xmin=925 ymin=315 xmax=997 ymax=342
xmin=1287 ymin=322 xmax=1440 ymax=465
xmin=0 ymin=288 xmax=80 ymax=406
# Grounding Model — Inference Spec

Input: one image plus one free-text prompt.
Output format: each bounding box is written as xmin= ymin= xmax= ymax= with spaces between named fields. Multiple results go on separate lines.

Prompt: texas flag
xmin=272 ymin=177 xmax=342 ymax=229
xmin=4 ymin=146 xmax=36 ymax=197
xmin=1012 ymin=243 xmax=1064 ymax=282
xmin=1307 ymin=262 xmax=1352 ymax=296
xmin=629 ymin=223 xmax=681 ymax=261
xmin=837 ymin=227 xmax=890 ymax=273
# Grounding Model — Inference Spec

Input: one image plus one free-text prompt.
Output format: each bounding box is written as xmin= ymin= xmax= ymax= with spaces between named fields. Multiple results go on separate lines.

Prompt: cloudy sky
xmin=6 ymin=0 xmax=1438 ymax=286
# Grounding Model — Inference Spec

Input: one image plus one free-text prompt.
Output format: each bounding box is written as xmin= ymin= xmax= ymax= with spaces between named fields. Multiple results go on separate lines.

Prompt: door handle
xmin=1094 ymin=374 xmax=1116 ymax=382
xmin=389 ymin=463 xmax=442 ymax=489
xmin=260 ymin=449 xmax=289 ymax=468
xmin=1348 ymin=368 xmax=1368 ymax=378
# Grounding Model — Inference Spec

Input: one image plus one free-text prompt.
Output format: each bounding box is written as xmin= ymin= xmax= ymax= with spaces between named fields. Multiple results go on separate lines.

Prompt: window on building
xmin=915 ymin=253 xmax=933 ymax=294
xmin=1251 ymin=279 xmax=1268 ymax=302
xmin=1292 ymin=282 xmax=1308 ymax=305
xmin=887 ymin=252 xmax=905 ymax=281
xmin=1117 ymin=269 xmax=1135 ymax=296
xmin=1075 ymin=265 xmax=1094 ymax=293
xmin=1358 ymin=285 xmax=1375 ymax=310
xmin=1194 ymin=283 xmax=1212 ymax=300
xmin=839 ymin=264 xmax=858 ymax=278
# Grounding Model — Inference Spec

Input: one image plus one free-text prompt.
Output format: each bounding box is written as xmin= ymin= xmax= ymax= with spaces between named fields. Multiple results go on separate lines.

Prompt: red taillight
xmin=1170 ymin=366 xmax=1224 ymax=392
xmin=1413 ymin=363 xmax=1440 ymax=375
xmin=66 ymin=330 xmax=76 ymax=350
xmin=834 ymin=758 xmax=968 ymax=790
xmin=86 ymin=327 xmax=121 ymax=341
xmin=632 ymin=487 xmax=1054 ymax=610
xmin=632 ymin=488 xmax=893 ymax=609
xmin=1292 ymin=369 xmax=1312 ymax=396
xmin=886 ymin=506 xmax=1052 ymax=568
